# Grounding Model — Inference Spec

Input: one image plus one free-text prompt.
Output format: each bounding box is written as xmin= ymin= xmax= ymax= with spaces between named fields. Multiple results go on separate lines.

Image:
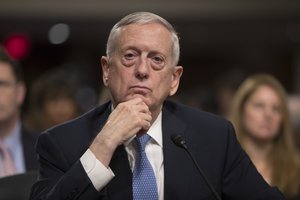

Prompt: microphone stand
xmin=171 ymin=134 xmax=222 ymax=200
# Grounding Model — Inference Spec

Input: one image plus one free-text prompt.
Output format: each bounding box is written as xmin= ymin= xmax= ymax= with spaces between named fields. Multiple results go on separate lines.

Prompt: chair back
xmin=0 ymin=171 xmax=38 ymax=200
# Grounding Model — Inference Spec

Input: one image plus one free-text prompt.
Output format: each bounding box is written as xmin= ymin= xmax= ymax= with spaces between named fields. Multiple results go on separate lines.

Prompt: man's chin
xmin=132 ymin=93 xmax=147 ymax=99
xmin=126 ymin=94 xmax=150 ymax=105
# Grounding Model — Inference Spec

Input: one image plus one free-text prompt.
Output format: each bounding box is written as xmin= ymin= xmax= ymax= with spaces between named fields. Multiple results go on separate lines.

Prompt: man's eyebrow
xmin=120 ymin=46 xmax=140 ymax=52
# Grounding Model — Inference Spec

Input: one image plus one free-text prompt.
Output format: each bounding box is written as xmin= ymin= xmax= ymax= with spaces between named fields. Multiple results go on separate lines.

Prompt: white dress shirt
xmin=80 ymin=112 xmax=164 ymax=200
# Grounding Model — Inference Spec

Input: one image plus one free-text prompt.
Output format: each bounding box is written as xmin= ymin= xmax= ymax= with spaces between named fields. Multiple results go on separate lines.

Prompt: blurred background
xmin=2 ymin=2 xmax=300 ymax=196
xmin=1 ymin=0 xmax=300 ymax=124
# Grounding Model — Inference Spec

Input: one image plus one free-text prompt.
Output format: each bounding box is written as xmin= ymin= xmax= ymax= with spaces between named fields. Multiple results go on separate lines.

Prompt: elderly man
xmin=30 ymin=12 xmax=285 ymax=200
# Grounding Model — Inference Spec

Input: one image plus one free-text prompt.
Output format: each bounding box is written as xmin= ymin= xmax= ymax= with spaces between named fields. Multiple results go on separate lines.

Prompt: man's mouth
xmin=130 ymin=86 xmax=151 ymax=95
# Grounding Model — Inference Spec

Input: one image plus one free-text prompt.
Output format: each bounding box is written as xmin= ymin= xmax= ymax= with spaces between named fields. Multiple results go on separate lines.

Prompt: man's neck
xmin=0 ymin=116 xmax=19 ymax=140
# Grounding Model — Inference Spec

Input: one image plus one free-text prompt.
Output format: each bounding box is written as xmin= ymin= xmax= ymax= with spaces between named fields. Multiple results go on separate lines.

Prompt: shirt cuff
xmin=80 ymin=149 xmax=115 ymax=191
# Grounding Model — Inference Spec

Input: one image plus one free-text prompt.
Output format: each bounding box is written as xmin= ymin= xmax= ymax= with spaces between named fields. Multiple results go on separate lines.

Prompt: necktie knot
xmin=135 ymin=133 xmax=151 ymax=152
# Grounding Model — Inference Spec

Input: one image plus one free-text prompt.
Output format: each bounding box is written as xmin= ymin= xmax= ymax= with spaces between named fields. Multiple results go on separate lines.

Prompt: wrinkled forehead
xmin=108 ymin=18 xmax=179 ymax=65
xmin=119 ymin=23 xmax=173 ymax=49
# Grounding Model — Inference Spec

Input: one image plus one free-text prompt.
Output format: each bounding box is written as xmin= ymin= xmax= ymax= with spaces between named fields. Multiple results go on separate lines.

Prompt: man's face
xmin=0 ymin=62 xmax=25 ymax=124
xmin=101 ymin=23 xmax=183 ymax=115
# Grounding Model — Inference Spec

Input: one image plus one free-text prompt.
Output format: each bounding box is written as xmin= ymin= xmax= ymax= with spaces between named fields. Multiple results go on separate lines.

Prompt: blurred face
xmin=43 ymin=97 xmax=78 ymax=126
xmin=242 ymin=85 xmax=282 ymax=142
xmin=0 ymin=62 xmax=25 ymax=124
xmin=101 ymin=23 xmax=183 ymax=115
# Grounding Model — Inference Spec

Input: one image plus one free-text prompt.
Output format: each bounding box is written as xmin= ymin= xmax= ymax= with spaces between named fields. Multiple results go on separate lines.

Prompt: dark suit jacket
xmin=0 ymin=126 xmax=38 ymax=200
xmin=30 ymin=101 xmax=286 ymax=200
xmin=21 ymin=127 xmax=39 ymax=171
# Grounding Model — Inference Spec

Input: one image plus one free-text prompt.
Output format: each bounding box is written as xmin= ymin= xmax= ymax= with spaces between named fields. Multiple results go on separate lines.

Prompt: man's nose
xmin=135 ymin=57 xmax=149 ymax=80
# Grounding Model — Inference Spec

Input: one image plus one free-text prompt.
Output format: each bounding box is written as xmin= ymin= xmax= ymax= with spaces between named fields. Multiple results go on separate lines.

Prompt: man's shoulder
xmin=163 ymin=100 xmax=235 ymax=149
xmin=21 ymin=126 xmax=39 ymax=142
xmin=163 ymin=100 xmax=234 ymax=136
xmin=164 ymin=100 xmax=227 ymax=123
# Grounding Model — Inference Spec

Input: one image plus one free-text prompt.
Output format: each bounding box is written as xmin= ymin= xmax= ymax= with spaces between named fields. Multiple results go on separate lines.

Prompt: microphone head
xmin=171 ymin=134 xmax=188 ymax=149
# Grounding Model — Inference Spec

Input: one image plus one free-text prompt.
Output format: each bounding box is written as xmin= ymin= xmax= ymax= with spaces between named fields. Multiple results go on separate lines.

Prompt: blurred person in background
xmin=287 ymin=94 xmax=300 ymax=149
xmin=211 ymin=68 xmax=247 ymax=118
xmin=0 ymin=45 xmax=38 ymax=177
xmin=24 ymin=68 xmax=83 ymax=132
xmin=230 ymin=73 xmax=300 ymax=199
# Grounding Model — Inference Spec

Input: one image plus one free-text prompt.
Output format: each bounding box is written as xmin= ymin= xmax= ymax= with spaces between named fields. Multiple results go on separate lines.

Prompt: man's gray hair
xmin=106 ymin=12 xmax=180 ymax=66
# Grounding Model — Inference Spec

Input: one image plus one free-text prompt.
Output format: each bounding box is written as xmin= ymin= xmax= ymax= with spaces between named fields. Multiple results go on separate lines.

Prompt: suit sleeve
xmin=30 ymin=132 xmax=107 ymax=200
xmin=221 ymin=122 xmax=286 ymax=200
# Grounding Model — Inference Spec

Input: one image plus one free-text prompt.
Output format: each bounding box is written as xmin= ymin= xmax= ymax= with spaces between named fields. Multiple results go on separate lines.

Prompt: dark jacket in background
xmin=22 ymin=127 xmax=39 ymax=171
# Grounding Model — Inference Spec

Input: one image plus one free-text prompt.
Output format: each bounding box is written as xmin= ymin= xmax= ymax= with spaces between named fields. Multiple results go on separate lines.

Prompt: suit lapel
xmin=91 ymin=102 xmax=132 ymax=199
xmin=91 ymin=101 xmax=112 ymax=139
xmin=107 ymin=145 xmax=132 ymax=200
xmin=21 ymin=127 xmax=39 ymax=170
xmin=162 ymin=103 xmax=191 ymax=200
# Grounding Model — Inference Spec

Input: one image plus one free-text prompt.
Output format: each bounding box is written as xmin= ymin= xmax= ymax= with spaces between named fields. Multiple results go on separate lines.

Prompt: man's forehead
xmin=0 ymin=62 xmax=15 ymax=80
xmin=120 ymin=22 xmax=169 ymax=33
xmin=117 ymin=24 xmax=172 ymax=49
xmin=0 ymin=62 xmax=12 ymax=72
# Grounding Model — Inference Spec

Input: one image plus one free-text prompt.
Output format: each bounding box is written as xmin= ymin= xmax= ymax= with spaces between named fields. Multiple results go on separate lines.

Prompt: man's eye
xmin=0 ymin=80 xmax=12 ymax=88
xmin=124 ymin=53 xmax=135 ymax=60
xmin=150 ymin=55 xmax=165 ymax=70
xmin=153 ymin=56 xmax=163 ymax=63
xmin=121 ymin=52 xmax=137 ymax=67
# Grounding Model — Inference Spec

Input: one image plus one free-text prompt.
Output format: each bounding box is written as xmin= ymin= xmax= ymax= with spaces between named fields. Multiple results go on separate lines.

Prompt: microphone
xmin=171 ymin=134 xmax=222 ymax=200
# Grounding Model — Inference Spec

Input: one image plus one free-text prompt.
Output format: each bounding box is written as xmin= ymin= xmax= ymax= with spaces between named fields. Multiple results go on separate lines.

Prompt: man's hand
xmin=90 ymin=98 xmax=152 ymax=167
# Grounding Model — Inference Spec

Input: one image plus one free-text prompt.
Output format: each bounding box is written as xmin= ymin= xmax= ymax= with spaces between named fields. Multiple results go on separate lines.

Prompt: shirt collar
xmin=147 ymin=111 xmax=162 ymax=147
xmin=122 ymin=110 xmax=163 ymax=147
xmin=2 ymin=121 xmax=22 ymax=159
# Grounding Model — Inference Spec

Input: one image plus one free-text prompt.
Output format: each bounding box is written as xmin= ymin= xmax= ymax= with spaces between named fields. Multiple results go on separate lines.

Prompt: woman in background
xmin=230 ymin=73 xmax=300 ymax=200
xmin=24 ymin=68 xmax=82 ymax=132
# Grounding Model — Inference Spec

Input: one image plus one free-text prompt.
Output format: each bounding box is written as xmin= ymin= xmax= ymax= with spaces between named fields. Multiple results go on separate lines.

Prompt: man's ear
xmin=169 ymin=66 xmax=183 ymax=96
xmin=101 ymin=56 xmax=109 ymax=86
